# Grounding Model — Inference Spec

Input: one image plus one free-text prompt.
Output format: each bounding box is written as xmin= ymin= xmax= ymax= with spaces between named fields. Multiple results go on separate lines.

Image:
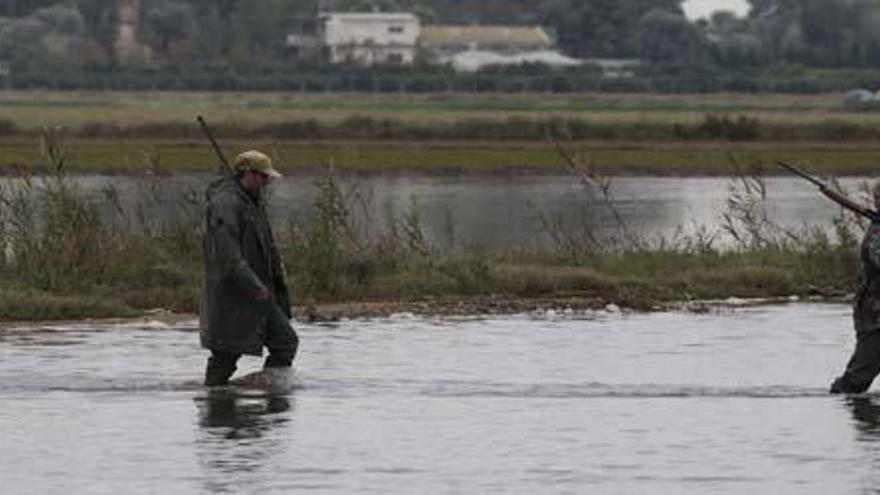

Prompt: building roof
xmin=420 ymin=25 xmax=552 ymax=48
xmin=320 ymin=12 xmax=419 ymax=23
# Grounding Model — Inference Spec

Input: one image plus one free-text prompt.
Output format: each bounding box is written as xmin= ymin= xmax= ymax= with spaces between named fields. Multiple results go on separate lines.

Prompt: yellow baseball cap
xmin=234 ymin=150 xmax=281 ymax=178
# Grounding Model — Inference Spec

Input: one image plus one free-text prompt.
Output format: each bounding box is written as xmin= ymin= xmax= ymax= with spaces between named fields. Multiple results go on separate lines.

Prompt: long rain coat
xmin=199 ymin=176 xmax=291 ymax=356
xmin=832 ymin=221 xmax=880 ymax=392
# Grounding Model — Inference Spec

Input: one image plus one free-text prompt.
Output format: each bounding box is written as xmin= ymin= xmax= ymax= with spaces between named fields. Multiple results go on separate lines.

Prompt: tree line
xmin=1 ymin=1 xmax=880 ymax=86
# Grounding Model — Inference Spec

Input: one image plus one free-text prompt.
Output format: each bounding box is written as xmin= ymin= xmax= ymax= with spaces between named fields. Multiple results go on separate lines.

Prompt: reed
xmin=0 ymin=141 xmax=867 ymax=321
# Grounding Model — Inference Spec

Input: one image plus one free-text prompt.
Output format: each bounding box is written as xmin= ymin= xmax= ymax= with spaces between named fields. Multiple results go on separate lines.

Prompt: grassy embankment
xmin=0 ymin=132 xmax=865 ymax=321
xmin=1 ymin=91 xmax=880 ymax=175
xmin=0 ymin=91 xmax=873 ymax=321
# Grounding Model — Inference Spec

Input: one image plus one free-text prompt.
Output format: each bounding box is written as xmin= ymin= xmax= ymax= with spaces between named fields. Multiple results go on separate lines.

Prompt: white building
xmin=584 ymin=58 xmax=642 ymax=79
xmin=320 ymin=12 xmax=420 ymax=65
xmin=444 ymin=50 xmax=583 ymax=73
xmin=420 ymin=25 xmax=581 ymax=72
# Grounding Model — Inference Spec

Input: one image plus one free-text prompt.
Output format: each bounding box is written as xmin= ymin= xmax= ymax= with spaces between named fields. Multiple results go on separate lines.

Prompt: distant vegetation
xmin=2 ymin=1 xmax=880 ymax=92
xmin=2 ymin=91 xmax=880 ymax=175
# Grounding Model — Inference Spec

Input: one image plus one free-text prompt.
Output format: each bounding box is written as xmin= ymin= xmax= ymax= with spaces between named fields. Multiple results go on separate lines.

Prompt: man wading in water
xmin=200 ymin=150 xmax=298 ymax=386
xmin=831 ymin=181 xmax=880 ymax=393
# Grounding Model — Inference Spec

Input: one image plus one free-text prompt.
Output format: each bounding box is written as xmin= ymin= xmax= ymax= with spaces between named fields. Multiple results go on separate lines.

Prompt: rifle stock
xmin=777 ymin=160 xmax=879 ymax=222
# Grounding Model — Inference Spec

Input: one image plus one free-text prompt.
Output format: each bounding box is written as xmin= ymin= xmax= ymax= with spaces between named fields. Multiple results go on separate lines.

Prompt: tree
xmin=0 ymin=4 xmax=91 ymax=71
xmin=0 ymin=17 xmax=51 ymax=70
xmin=853 ymin=0 xmax=880 ymax=66
xmin=0 ymin=0 xmax=57 ymax=17
xmin=703 ymin=10 xmax=768 ymax=68
xmin=34 ymin=3 xmax=84 ymax=36
xmin=743 ymin=0 xmax=880 ymax=67
xmin=75 ymin=0 xmax=115 ymax=51
xmin=637 ymin=8 xmax=708 ymax=68
xmin=799 ymin=0 xmax=856 ymax=66
xmin=549 ymin=0 xmax=684 ymax=58
xmin=184 ymin=0 xmax=237 ymax=64
xmin=143 ymin=0 xmax=195 ymax=56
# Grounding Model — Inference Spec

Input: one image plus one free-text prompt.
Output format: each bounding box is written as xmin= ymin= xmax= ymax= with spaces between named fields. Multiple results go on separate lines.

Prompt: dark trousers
xmin=831 ymin=330 xmax=880 ymax=393
xmin=831 ymin=291 xmax=880 ymax=393
xmin=204 ymin=304 xmax=299 ymax=386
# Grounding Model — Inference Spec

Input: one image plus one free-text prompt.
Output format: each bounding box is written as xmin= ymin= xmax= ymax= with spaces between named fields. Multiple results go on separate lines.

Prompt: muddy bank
xmin=1 ymin=293 xmax=849 ymax=330
xmin=293 ymin=293 xmax=846 ymax=320
xmin=0 ymin=295 xmax=608 ymax=329
xmin=295 ymin=294 xmax=612 ymax=321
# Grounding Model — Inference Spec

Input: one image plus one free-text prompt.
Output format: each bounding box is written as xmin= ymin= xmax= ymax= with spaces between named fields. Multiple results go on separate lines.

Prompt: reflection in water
xmin=194 ymin=390 xmax=295 ymax=493
xmin=846 ymin=396 xmax=880 ymax=439
xmin=844 ymin=396 xmax=880 ymax=492
xmin=195 ymin=389 xmax=292 ymax=439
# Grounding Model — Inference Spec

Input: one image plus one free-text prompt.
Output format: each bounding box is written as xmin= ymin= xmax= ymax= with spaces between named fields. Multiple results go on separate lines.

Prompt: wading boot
xmin=830 ymin=375 xmax=868 ymax=394
xmin=204 ymin=352 xmax=240 ymax=387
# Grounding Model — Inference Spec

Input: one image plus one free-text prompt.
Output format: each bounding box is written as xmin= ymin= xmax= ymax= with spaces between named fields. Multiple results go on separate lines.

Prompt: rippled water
xmin=2 ymin=303 xmax=879 ymax=494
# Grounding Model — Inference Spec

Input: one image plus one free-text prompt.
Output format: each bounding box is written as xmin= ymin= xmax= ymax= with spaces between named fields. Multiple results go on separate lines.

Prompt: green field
xmin=2 ymin=90 xmax=879 ymax=175
xmin=3 ymin=138 xmax=880 ymax=176
xmin=0 ymin=90 xmax=865 ymax=127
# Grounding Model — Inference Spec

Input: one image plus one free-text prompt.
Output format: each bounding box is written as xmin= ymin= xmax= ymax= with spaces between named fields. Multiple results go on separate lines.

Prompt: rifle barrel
xmin=777 ymin=161 xmax=825 ymax=188
xmin=197 ymin=115 xmax=233 ymax=175
xmin=778 ymin=160 xmax=880 ymax=222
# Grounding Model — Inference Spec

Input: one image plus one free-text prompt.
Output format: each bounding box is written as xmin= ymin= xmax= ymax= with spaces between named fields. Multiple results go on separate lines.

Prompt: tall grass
xmin=0 ymin=134 xmax=868 ymax=320
xmin=528 ymin=141 xmax=864 ymax=306
xmin=0 ymin=131 xmax=204 ymax=317
xmin=280 ymin=167 xmax=433 ymax=301
xmin=0 ymin=131 xmax=104 ymax=290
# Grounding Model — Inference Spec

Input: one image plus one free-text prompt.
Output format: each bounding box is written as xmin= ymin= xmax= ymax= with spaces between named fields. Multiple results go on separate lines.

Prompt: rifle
xmin=777 ymin=160 xmax=880 ymax=222
xmin=196 ymin=115 xmax=234 ymax=175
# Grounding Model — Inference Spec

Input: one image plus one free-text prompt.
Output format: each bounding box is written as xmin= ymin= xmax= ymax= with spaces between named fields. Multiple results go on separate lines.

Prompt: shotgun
xmin=196 ymin=115 xmax=234 ymax=175
xmin=777 ymin=161 xmax=880 ymax=222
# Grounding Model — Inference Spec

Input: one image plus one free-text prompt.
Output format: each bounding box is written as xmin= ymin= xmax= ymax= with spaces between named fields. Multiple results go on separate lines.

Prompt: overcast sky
xmin=683 ymin=0 xmax=749 ymax=19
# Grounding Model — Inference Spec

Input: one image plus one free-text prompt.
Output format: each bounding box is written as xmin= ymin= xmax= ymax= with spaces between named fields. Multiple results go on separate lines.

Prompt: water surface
xmin=1 ymin=303 xmax=879 ymax=494
xmin=3 ymin=174 xmax=868 ymax=249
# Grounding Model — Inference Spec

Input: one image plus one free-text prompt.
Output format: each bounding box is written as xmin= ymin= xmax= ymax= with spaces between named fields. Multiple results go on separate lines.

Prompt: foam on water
xmin=228 ymin=367 xmax=302 ymax=392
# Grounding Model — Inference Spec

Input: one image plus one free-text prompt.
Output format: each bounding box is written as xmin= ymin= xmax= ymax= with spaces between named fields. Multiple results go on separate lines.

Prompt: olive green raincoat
xmin=199 ymin=176 xmax=291 ymax=356
xmin=832 ymin=222 xmax=880 ymax=393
